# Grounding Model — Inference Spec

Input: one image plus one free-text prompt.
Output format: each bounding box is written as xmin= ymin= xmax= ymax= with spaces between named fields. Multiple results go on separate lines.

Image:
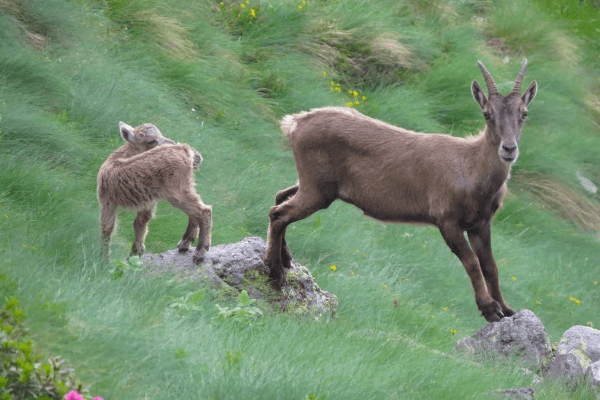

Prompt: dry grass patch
xmin=132 ymin=9 xmax=197 ymax=59
xmin=515 ymin=171 xmax=600 ymax=231
xmin=302 ymin=20 xmax=421 ymax=87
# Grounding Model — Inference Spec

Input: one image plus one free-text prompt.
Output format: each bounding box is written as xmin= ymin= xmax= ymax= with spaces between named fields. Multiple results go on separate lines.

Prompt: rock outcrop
xmin=141 ymin=236 xmax=337 ymax=318
xmin=548 ymin=325 xmax=600 ymax=383
xmin=455 ymin=310 xmax=552 ymax=369
xmin=456 ymin=311 xmax=600 ymax=398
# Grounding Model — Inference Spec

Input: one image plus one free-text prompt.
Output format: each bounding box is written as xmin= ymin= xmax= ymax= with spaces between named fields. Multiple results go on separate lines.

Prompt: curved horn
xmin=512 ymin=58 xmax=528 ymax=94
xmin=477 ymin=61 xmax=499 ymax=96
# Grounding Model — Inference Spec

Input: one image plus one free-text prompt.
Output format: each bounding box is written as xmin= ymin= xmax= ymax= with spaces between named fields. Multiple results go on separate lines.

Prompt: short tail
xmin=280 ymin=114 xmax=297 ymax=138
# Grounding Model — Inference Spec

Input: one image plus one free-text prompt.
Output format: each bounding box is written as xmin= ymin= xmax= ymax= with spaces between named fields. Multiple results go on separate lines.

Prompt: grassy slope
xmin=0 ymin=0 xmax=599 ymax=398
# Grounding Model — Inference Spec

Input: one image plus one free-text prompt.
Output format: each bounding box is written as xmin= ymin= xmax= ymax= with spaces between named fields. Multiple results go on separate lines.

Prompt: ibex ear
xmin=472 ymin=80 xmax=487 ymax=110
xmin=522 ymin=80 xmax=537 ymax=106
xmin=119 ymin=121 xmax=135 ymax=142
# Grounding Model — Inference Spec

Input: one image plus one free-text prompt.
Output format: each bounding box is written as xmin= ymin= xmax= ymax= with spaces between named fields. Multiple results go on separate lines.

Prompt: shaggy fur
xmin=97 ymin=122 xmax=212 ymax=263
xmin=266 ymin=60 xmax=537 ymax=322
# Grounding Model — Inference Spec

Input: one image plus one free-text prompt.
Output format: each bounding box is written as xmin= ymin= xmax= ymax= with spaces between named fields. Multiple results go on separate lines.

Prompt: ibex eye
xmin=148 ymin=140 xmax=158 ymax=146
xmin=483 ymin=111 xmax=491 ymax=120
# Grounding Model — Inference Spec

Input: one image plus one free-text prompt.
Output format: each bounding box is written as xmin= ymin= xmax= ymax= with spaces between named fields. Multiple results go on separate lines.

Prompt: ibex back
xmin=266 ymin=60 xmax=537 ymax=322
xmin=97 ymin=122 xmax=212 ymax=263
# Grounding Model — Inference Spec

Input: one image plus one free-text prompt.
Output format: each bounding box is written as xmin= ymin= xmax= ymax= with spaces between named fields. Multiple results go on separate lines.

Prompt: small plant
xmin=215 ymin=290 xmax=263 ymax=322
xmin=217 ymin=0 xmax=260 ymax=36
xmin=328 ymin=79 xmax=367 ymax=108
xmin=0 ymin=298 xmax=102 ymax=400
xmin=109 ymin=255 xmax=144 ymax=279
xmin=168 ymin=288 xmax=206 ymax=315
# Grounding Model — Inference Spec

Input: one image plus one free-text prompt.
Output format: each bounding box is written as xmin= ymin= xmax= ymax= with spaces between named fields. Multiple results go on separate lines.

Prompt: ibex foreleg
xmin=266 ymin=188 xmax=332 ymax=289
xmin=439 ymin=220 xmax=505 ymax=322
xmin=467 ymin=224 xmax=515 ymax=317
xmin=275 ymin=185 xmax=299 ymax=270
xmin=100 ymin=203 xmax=117 ymax=263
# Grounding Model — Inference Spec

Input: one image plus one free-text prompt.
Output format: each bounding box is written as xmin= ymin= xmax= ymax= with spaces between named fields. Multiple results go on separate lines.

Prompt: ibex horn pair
xmin=477 ymin=58 xmax=528 ymax=95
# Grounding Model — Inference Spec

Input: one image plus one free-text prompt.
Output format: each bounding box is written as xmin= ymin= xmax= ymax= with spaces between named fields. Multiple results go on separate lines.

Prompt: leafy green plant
xmin=0 ymin=298 xmax=100 ymax=400
xmin=168 ymin=288 xmax=207 ymax=315
xmin=215 ymin=290 xmax=263 ymax=322
xmin=109 ymin=255 xmax=144 ymax=279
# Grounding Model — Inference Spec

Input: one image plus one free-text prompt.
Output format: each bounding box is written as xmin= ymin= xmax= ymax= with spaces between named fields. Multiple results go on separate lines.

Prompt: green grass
xmin=1 ymin=0 xmax=600 ymax=399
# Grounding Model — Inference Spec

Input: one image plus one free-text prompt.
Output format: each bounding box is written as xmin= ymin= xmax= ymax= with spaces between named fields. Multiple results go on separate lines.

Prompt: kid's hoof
xmin=177 ymin=240 xmax=190 ymax=253
xmin=192 ymin=251 xmax=205 ymax=264
xmin=480 ymin=300 xmax=505 ymax=322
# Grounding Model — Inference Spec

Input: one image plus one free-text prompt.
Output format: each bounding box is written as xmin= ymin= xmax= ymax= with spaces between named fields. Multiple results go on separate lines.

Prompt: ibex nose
xmin=502 ymin=143 xmax=517 ymax=154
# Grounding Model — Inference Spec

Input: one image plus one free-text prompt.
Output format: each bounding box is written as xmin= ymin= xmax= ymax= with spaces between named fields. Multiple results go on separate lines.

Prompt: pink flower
xmin=94 ymin=398 xmax=104 ymax=400
xmin=64 ymin=391 xmax=84 ymax=400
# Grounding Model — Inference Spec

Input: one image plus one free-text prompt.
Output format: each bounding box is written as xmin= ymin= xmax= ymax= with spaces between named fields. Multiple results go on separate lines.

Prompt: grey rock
xmin=577 ymin=171 xmax=598 ymax=194
xmin=587 ymin=360 xmax=600 ymax=388
xmin=141 ymin=237 xmax=337 ymax=318
xmin=497 ymin=387 xmax=534 ymax=400
xmin=455 ymin=310 xmax=551 ymax=369
xmin=549 ymin=326 xmax=600 ymax=383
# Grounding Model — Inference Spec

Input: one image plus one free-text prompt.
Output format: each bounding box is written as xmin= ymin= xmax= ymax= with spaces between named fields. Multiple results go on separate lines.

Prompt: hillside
xmin=1 ymin=0 xmax=600 ymax=398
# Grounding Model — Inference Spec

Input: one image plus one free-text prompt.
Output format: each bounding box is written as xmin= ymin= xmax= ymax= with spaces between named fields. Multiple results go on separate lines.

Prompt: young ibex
xmin=266 ymin=60 xmax=537 ymax=322
xmin=97 ymin=122 xmax=212 ymax=263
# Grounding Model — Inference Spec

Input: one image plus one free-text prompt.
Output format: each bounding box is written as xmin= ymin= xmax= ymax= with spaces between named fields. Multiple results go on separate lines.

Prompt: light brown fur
xmin=97 ymin=122 xmax=212 ymax=263
xmin=266 ymin=60 xmax=538 ymax=322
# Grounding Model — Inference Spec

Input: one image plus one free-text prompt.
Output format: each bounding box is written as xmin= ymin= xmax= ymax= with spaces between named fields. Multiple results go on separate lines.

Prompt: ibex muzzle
xmin=266 ymin=60 xmax=537 ymax=323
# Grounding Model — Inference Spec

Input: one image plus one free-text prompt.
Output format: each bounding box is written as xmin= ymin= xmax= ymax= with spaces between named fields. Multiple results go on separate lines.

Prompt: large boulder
xmin=548 ymin=325 xmax=600 ymax=383
xmin=455 ymin=310 xmax=551 ymax=370
xmin=141 ymin=237 xmax=337 ymax=318
xmin=586 ymin=361 xmax=600 ymax=388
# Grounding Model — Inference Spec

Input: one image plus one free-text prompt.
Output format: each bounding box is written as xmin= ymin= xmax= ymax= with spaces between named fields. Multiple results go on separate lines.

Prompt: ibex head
xmin=119 ymin=122 xmax=176 ymax=153
xmin=471 ymin=59 xmax=537 ymax=164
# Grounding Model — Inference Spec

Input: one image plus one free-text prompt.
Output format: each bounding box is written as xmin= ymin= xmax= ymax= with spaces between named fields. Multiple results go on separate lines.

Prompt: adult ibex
xmin=97 ymin=122 xmax=212 ymax=263
xmin=266 ymin=60 xmax=537 ymax=322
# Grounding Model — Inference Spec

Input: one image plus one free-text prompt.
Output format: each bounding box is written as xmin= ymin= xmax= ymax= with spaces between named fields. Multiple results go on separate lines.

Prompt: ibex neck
xmin=473 ymin=127 xmax=511 ymax=186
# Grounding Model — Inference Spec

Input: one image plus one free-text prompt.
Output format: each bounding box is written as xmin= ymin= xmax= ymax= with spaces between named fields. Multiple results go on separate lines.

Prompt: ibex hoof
xmin=192 ymin=250 xmax=206 ymax=264
xmin=502 ymin=306 xmax=516 ymax=317
xmin=480 ymin=300 xmax=505 ymax=323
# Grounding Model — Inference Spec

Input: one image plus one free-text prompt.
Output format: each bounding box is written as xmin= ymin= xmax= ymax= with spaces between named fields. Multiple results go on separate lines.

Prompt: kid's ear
xmin=119 ymin=121 xmax=135 ymax=142
xmin=472 ymin=80 xmax=488 ymax=110
xmin=522 ymin=81 xmax=537 ymax=106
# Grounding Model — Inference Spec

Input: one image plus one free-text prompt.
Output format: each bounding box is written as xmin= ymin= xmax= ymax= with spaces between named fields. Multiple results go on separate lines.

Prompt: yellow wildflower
xmin=569 ymin=296 xmax=581 ymax=306
xmin=352 ymin=91 xmax=358 ymax=97
xmin=511 ymin=276 xmax=517 ymax=281
xmin=451 ymin=328 xmax=457 ymax=335
xmin=335 ymin=86 xmax=341 ymax=92
xmin=330 ymin=265 xmax=337 ymax=271
xmin=347 ymin=101 xmax=354 ymax=107
xmin=323 ymin=71 xmax=327 ymax=78
xmin=250 ymin=8 xmax=256 ymax=17
xmin=382 ymin=284 xmax=388 ymax=290
xmin=240 ymin=3 xmax=246 ymax=8
xmin=442 ymin=307 xmax=448 ymax=311
xmin=362 ymin=95 xmax=367 ymax=100
xmin=330 ymin=80 xmax=335 ymax=86
xmin=246 ymin=0 xmax=250 ymax=3
xmin=354 ymin=100 xmax=360 ymax=105
xmin=350 ymin=270 xmax=355 ymax=276
xmin=594 ymin=280 xmax=598 ymax=285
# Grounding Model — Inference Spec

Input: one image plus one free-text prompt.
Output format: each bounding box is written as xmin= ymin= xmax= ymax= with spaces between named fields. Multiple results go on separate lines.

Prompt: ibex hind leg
xmin=275 ymin=185 xmax=299 ymax=270
xmin=169 ymin=192 xmax=212 ymax=264
xmin=266 ymin=189 xmax=333 ymax=289
xmin=177 ymin=217 xmax=199 ymax=254
xmin=131 ymin=207 xmax=155 ymax=256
